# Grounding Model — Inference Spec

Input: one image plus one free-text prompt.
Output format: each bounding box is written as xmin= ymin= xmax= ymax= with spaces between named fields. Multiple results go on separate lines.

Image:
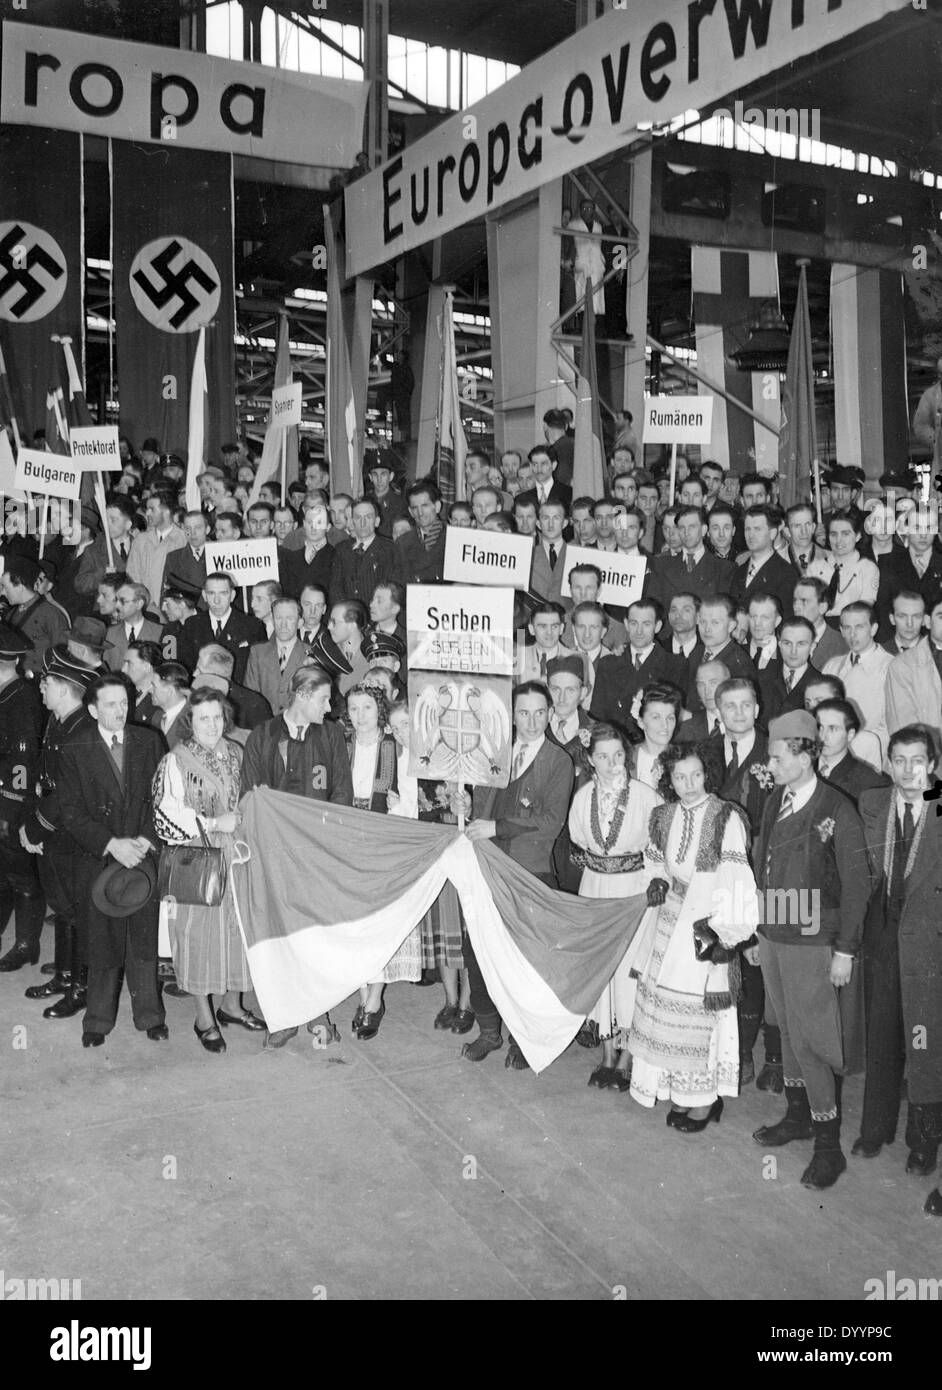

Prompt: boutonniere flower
xmin=629 ymin=690 xmax=644 ymax=723
xmin=577 ymin=728 xmax=592 ymax=748
xmin=815 ymin=817 xmax=836 ymax=842
xmin=520 ymin=796 xmax=532 ymax=809
xmin=749 ymin=762 xmax=775 ymax=790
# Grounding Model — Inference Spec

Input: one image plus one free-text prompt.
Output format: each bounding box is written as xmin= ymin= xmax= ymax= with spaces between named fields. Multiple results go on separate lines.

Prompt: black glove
xmin=647 ymin=877 xmax=669 ymax=907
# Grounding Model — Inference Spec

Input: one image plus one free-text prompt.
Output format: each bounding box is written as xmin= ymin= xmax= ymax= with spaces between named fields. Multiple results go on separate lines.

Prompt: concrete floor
xmin=1 ymin=955 xmax=938 ymax=1301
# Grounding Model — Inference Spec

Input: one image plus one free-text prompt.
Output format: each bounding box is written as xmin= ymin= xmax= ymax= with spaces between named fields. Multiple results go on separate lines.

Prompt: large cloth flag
xmin=185 ymin=325 xmax=207 ymax=511
xmin=0 ymin=340 xmax=22 ymax=450
xmin=233 ymin=789 xmax=649 ymax=1074
xmin=112 ymin=141 xmax=235 ymax=462
xmin=248 ymin=313 xmax=298 ymax=506
xmin=830 ymin=264 xmax=908 ymax=481
xmin=691 ymin=247 xmax=780 ymax=472
xmin=435 ymin=288 xmax=468 ymax=504
xmin=780 ymin=261 xmax=818 ymax=512
xmin=571 ymin=280 xmax=606 ymax=499
xmin=324 ymin=202 xmax=361 ymax=498
xmin=0 ymin=128 xmax=84 ymax=439
xmin=45 ymin=336 xmax=101 ymax=510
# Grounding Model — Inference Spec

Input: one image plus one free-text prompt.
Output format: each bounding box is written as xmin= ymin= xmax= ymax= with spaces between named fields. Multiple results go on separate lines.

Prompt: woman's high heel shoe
xmin=194 ymin=1020 xmax=226 ymax=1054
xmin=216 ymin=1008 xmax=266 ymax=1031
xmin=671 ymin=1098 xmax=723 ymax=1133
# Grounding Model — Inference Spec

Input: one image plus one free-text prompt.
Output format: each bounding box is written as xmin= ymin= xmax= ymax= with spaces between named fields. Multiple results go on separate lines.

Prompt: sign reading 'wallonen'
xmin=344 ymin=0 xmax=906 ymax=276
xmin=205 ymin=539 xmax=278 ymax=587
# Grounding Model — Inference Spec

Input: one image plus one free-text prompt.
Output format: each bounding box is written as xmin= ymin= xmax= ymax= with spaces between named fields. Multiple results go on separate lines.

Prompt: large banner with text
xmin=112 ymin=140 xmax=235 ymax=466
xmin=0 ymin=125 xmax=83 ymax=440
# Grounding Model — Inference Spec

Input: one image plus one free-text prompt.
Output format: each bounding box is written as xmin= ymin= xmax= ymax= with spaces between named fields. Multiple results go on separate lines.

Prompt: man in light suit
xmin=104 ymin=580 xmax=162 ymax=673
xmin=460 ymin=683 xmax=574 ymax=1071
xmin=530 ymin=500 xmax=569 ymax=605
xmin=884 ymin=596 xmax=942 ymax=746
xmin=515 ymin=600 xmax=572 ymax=683
xmin=823 ymin=601 xmax=893 ymax=769
xmin=244 ymin=597 xmax=310 ymax=715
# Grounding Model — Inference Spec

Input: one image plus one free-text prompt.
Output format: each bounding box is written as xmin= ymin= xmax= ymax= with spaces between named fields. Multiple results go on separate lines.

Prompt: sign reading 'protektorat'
xmin=69 ymin=425 xmax=121 ymax=470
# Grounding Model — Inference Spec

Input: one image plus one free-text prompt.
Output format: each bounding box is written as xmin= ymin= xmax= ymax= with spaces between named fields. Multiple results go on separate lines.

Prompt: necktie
xmin=539 ymin=652 xmax=547 ymax=678
xmin=785 ymin=668 xmax=795 ymax=692
xmin=799 ymin=552 xmax=807 ymax=568
xmin=819 ymin=761 xmax=829 ymax=779
xmin=850 ymin=653 xmax=860 ymax=666
xmin=511 ymin=745 xmax=527 ymax=781
xmin=212 ymin=622 xmax=220 ymax=637
xmin=548 ymin=544 xmax=557 ymax=571
xmin=109 ymin=733 xmax=124 ymax=778
xmin=727 ymin=739 xmax=739 ymax=776
xmin=633 ymin=651 xmax=642 ymax=671
xmin=776 ymin=789 xmax=794 ymax=822
xmin=685 ymin=552 xmax=695 ymax=573
xmin=901 ymin=801 xmax=915 ymax=861
xmin=746 ymin=562 xmax=757 ymax=585
xmin=278 ymin=647 xmax=288 ymax=672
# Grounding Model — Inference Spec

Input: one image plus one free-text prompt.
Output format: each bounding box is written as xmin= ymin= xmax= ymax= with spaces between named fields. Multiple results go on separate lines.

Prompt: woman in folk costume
xmin=568 ymin=723 xmax=660 ymax=1092
xmin=344 ymin=683 xmax=418 ymax=1040
xmin=628 ymin=683 xmax=682 ymax=790
xmin=627 ymin=744 xmax=759 ymax=1129
xmin=152 ymin=689 xmax=266 ymax=1054
xmin=386 ymin=700 xmax=472 ymax=1035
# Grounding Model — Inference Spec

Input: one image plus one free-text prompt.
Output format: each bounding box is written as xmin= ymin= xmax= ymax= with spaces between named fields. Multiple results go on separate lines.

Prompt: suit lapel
xmin=94 ymin=731 xmax=124 ymax=797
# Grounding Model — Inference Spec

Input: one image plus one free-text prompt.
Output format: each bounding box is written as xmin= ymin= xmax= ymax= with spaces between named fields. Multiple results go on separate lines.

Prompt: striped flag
xmin=233 ymin=789 xmax=648 ymax=1073
xmin=572 ymin=279 xmax=606 ymax=499
xmin=324 ymin=202 xmax=361 ymax=498
xmin=0 ymin=337 xmax=22 ymax=451
xmin=435 ymin=288 xmax=468 ymax=504
xmin=830 ymin=264 xmax=908 ymax=476
xmin=248 ymin=313 xmax=298 ymax=507
xmin=691 ymin=247 xmax=780 ymax=472
xmin=185 ymin=324 xmax=207 ymax=512
xmin=780 ymin=261 xmax=818 ymax=511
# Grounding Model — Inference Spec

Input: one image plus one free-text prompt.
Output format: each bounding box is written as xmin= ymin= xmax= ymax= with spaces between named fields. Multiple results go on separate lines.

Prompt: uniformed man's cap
xmin=67 ymin=616 xmax=108 ymax=654
xmin=5 ymin=556 xmax=40 ymax=589
xmin=42 ymin=643 xmax=96 ymax=692
xmin=0 ymin=623 xmax=33 ymax=660
xmin=360 ymin=630 xmax=405 ymax=664
xmin=545 ymin=654 xmax=586 ymax=683
xmin=307 ymin=629 xmax=353 ymax=679
xmin=163 ymin=578 xmax=201 ymax=604
xmin=827 ymin=464 xmax=864 ymax=488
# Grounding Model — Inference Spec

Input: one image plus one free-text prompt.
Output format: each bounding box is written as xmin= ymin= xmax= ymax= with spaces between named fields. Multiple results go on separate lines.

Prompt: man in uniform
xmin=0 ymin=626 xmax=45 ymax=971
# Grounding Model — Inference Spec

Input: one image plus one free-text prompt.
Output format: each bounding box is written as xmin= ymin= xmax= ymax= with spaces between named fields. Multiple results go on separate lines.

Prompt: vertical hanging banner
xmin=691 ymin=247 xmax=780 ymax=473
xmin=111 ymin=141 xmax=235 ymax=465
xmin=0 ymin=127 xmax=83 ymax=439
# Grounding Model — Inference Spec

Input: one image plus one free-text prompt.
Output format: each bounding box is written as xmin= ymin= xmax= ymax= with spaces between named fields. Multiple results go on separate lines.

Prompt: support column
xmin=831 ymin=265 xmax=909 ymax=484
xmin=487 ymin=181 xmax=564 ymax=455
xmin=624 ymin=146 xmax=652 ymax=422
xmin=416 ymin=282 xmax=446 ymax=480
xmin=363 ymin=0 xmax=389 ymax=169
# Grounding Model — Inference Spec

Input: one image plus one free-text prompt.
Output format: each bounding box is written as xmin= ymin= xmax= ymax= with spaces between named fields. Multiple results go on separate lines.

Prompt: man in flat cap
xmin=0 ymin=625 xmax=45 ymax=971
xmin=752 ymin=709 xmax=871 ymax=1189
xmin=21 ymin=646 xmax=96 ymax=1013
xmin=1 ymin=557 xmax=70 ymax=677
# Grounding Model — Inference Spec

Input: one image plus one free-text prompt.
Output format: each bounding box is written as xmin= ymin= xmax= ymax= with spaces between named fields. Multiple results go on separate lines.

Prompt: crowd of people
xmin=1 ymin=425 xmax=941 ymax=1219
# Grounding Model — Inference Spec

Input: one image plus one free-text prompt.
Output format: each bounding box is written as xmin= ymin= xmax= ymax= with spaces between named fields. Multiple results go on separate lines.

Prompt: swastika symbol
xmin=129 ymin=236 xmax=221 ymax=334
xmin=0 ymin=222 xmax=67 ymax=323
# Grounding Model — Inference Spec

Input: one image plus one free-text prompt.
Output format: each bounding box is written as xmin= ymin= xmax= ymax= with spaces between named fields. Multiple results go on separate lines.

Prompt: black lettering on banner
xmin=601 ymin=44 xmax=632 ymax=124
xmin=69 ymin=62 xmax=123 ymax=118
xmin=23 ymin=52 xmax=61 ymax=107
xmin=517 ymin=97 xmax=543 ymax=169
xmin=723 ymin=0 xmax=774 ymax=60
xmin=150 ymin=73 xmax=199 ymax=139
xmin=552 ymin=73 xmax=593 ymax=143
xmin=220 ymin=83 xmax=266 ymax=137
xmin=791 ymin=0 xmax=806 ymax=22
xmin=687 ymin=0 xmax=718 ymax=84
xmin=486 ymin=123 xmax=510 ymax=203
xmin=410 ymin=167 xmax=430 ymax=224
xmin=640 ymin=23 xmax=676 ymax=102
xmin=457 ymin=142 xmax=481 ymax=202
xmin=383 ymin=157 xmax=404 ymax=242
xmin=436 ymin=154 xmax=457 ymax=217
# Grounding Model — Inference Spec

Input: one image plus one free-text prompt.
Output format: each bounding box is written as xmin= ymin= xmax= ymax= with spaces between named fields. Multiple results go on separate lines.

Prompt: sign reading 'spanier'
xmin=205 ymin=539 xmax=278 ymax=587
xmin=443 ymin=527 xmax=533 ymax=589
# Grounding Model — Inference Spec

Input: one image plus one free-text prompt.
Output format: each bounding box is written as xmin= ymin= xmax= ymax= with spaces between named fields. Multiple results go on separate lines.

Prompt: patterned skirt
xmin=168 ymin=889 xmax=253 ymax=997
xmin=419 ymin=882 xmax=465 ymax=972
xmin=627 ymin=884 xmax=739 ymax=1108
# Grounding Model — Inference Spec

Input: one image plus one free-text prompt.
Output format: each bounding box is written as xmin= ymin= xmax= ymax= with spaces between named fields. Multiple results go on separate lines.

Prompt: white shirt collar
xmin=552 ymin=711 xmax=580 ymax=742
xmin=724 ymin=730 xmax=755 ymax=762
xmin=896 ymin=791 xmax=923 ymax=826
xmin=785 ymin=776 xmax=817 ymax=813
xmin=100 ymin=727 xmax=123 ymax=747
xmin=819 ymin=749 xmax=847 ymax=775
xmin=511 ymin=734 xmax=545 ymax=779
xmin=630 ymin=642 xmax=654 ymax=663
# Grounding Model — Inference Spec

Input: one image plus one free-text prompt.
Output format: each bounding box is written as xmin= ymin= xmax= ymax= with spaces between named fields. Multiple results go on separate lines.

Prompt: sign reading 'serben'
xmin=0 ymin=21 xmax=368 ymax=166
xmin=344 ymin=0 xmax=905 ymax=276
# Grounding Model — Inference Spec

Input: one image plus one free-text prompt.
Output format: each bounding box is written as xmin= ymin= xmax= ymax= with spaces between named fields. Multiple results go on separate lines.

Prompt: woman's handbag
xmin=158 ymin=819 xmax=227 ymax=907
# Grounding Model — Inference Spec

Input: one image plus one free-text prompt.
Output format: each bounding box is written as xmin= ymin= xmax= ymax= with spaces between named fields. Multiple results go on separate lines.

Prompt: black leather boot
xmin=756 ymin=1023 xmax=783 ymax=1093
xmin=25 ymin=970 xmax=71 ymax=1000
xmin=44 ymin=964 xmax=87 ymax=1020
xmin=753 ymin=1083 xmax=814 ymax=1146
xmin=801 ymin=1117 xmax=847 ymax=1189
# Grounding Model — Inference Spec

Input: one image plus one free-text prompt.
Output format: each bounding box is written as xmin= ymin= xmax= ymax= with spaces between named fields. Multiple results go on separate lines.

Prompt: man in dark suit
xmin=0 ymin=625 xmax=44 ymax=972
xmin=857 ymin=726 xmax=942 ymax=1215
xmin=650 ymin=505 xmax=734 ymax=607
xmin=279 ymin=499 xmax=337 ymax=604
xmin=395 ymin=482 xmax=447 ymax=585
xmin=816 ymin=699 xmax=891 ymax=805
xmin=729 ymin=506 xmax=799 ymax=616
xmin=545 ymin=653 xmax=594 ymax=892
xmin=333 ymin=498 xmax=398 ymax=605
xmin=161 ymin=511 xmax=209 ymax=602
xmin=57 ymin=672 xmax=167 ymax=1047
xmin=514 ymin=444 xmax=572 ymax=515
xmin=792 ymin=576 xmax=847 ymax=669
xmin=689 ymin=595 xmax=758 ymax=711
xmin=752 ymin=710 xmax=871 ymax=1190
xmin=590 ymin=598 xmax=685 ymax=734
xmin=758 ymin=617 xmax=823 ymax=725
xmin=894 ymin=530 xmax=942 ymax=619
xmin=675 ymin=658 xmax=730 ymax=742
xmin=881 ymin=589 xmax=926 ymax=659
xmin=180 ymin=573 xmax=266 ymax=685
xmin=461 ymin=682 xmax=574 ymax=1070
